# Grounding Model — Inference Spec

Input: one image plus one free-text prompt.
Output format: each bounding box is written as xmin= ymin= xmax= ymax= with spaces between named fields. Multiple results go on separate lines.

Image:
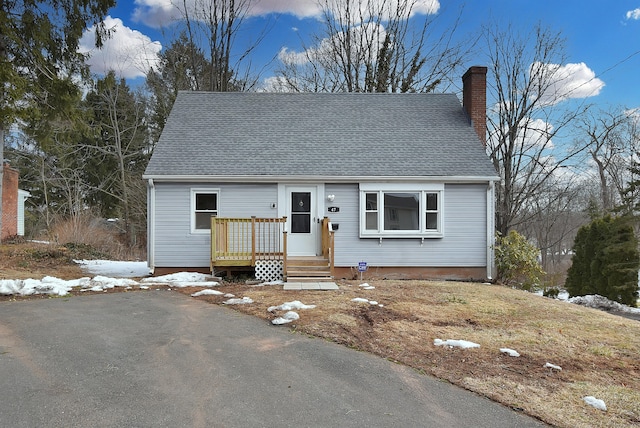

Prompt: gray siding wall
xmin=153 ymin=182 xmax=278 ymax=268
xmin=152 ymin=181 xmax=488 ymax=269
xmin=326 ymin=183 xmax=488 ymax=268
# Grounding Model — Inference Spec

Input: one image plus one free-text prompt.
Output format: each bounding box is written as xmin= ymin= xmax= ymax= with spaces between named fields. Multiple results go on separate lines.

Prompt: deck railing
xmin=211 ymin=216 xmax=334 ymax=278
xmin=211 ymin=216 xmax=287 ymax=267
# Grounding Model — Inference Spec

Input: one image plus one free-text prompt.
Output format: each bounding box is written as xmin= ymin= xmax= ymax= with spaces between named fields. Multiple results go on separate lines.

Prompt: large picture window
xmin=360 ymin=184 xmax=443 ymax=237
xmin=191 ymin=189 xmax=219 ymax=233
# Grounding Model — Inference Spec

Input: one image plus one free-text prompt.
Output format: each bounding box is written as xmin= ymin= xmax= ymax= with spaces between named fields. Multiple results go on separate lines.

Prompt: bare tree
xmin=85 ymin=72 xmax=150 ymax=246
xmin=575 ymin=107 xmax=640 ymax=213
xmin=276 ymin=0 xmax=471 ymax=93
xmin=517 ymin=177 xmax=590 ymax=281
xmin=484 ymin=23 xmax=592 ymax=235
xmin=176 ymin=0 xmax=266 ymax=91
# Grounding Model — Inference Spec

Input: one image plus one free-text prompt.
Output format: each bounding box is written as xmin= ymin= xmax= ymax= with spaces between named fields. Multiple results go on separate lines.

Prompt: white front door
xmin=287 ymin=187 xmax=318 ymax=256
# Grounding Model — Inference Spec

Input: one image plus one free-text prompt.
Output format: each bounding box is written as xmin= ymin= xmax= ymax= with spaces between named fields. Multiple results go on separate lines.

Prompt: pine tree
xmin=565 ymin=216 xmax=639 ymax=306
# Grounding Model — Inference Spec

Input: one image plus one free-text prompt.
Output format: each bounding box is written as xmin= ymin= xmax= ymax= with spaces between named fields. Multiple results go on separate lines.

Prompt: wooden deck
xmin=210 ymin=216 xmax=335 ymax=281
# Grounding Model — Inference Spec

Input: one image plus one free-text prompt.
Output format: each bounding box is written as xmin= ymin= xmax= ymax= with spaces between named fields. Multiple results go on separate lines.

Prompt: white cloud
xmin=626 ymin=8 xmax=640 ymax=20
xmin=323 ymin=0 xmax=439 ymax=21
xmin=488 ymin=117 xmax=555 ymax=157
xmin=532 ymin=62 xmax=604 ymax=105
xmin=79 ymin=16 xmax=162 ymax=79
xmin=247 ymin=0 xmax=323 ymax=19
xmin=259 ymin=75 xmax=297 ymax=92
xmin=279 ymin=22 xmax=387 ymax=66
xmin=131 ymin=0 xmax=323 ymax=27
xmin=132 ymin=0 xmax=440 ymax=28
xmin=520 ymin=118 xmax=555 ymax=150
xmin=132 ymin=0 xmax=182 ymax=27
xmin=625 ymin=107 xmax=640 ymax=121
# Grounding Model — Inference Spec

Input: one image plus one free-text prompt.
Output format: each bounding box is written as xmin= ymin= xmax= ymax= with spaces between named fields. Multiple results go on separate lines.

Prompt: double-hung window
xmin=191 ymin=189 xmax=219 ymax=233
xmin=360 ymin=183 xmax=443 ymax=238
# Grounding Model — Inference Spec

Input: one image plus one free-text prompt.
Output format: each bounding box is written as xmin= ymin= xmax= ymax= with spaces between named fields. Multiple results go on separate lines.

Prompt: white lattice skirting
xmin=255 ymin=260 xmax=284 ymax=282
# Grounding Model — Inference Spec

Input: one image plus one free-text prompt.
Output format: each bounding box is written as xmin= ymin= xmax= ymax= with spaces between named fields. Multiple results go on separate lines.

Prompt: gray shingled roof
xmin=144 ymin=91 xmax=498 ymax=180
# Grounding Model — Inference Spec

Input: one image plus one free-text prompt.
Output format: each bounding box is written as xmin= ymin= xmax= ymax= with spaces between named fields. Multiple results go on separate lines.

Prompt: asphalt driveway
xmin=0 ymin=291 xmax=546 ymax=427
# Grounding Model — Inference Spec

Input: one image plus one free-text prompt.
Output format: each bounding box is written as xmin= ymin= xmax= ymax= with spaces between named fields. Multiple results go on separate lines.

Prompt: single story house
xmin=143 ymin=66 xmax=500 ymax=282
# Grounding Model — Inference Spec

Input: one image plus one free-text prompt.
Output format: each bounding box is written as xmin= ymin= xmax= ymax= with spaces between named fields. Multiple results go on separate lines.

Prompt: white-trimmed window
xmin=191 ymin=189 xmax=219 ymax=233
xmin=360 ymin=183 xmax=443 ymax=237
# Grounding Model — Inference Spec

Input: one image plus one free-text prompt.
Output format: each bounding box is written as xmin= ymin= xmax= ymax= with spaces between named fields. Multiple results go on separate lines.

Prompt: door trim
xmin=278 ymin=184 xmax=325 ymax=256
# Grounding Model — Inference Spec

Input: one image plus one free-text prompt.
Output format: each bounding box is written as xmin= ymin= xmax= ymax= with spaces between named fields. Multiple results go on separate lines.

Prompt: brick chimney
xmin=462 ymin=66 xmax=487 ymax=146
xmin=2 ymin=163 xmax=19 ymax=240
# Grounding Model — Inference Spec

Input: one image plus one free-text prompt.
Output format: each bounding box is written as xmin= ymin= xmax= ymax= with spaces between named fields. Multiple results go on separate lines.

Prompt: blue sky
xmin=78 ymin=0 xmax=640 ymax=110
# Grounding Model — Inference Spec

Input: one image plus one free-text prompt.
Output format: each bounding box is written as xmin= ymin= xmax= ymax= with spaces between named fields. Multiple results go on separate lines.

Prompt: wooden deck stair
xmin=286 ymin=256 xmax=333 ymax=282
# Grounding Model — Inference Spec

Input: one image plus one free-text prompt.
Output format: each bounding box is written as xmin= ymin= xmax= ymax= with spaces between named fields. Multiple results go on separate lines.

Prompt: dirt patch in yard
xmin=0 ymin=242 xmax=87 ymax=281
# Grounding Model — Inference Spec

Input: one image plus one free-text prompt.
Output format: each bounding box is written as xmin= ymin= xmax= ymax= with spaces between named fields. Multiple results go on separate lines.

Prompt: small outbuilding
xmin=2 ymin=163 xmax=30 ymax=240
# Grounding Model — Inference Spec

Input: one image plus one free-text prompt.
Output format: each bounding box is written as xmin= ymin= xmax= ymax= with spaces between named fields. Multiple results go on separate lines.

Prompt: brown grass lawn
xmin=178 ymin=280 xmax=640 ymax=428
xmin=1 ymin=243 xmax=639 ymax=427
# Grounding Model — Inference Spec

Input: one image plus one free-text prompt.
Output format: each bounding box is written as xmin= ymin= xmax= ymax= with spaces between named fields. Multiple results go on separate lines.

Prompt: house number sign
xmin=328 ymin=206 xmax=340 ymax=213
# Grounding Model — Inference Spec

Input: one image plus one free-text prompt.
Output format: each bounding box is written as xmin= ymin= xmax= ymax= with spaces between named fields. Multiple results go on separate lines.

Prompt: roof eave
xmin=142 ymin=174 xmax=501 ymax=183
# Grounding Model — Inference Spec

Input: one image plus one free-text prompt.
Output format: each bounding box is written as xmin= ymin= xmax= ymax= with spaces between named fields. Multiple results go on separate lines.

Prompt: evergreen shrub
xmin=565 ymin=216 xmax=639 ymax=307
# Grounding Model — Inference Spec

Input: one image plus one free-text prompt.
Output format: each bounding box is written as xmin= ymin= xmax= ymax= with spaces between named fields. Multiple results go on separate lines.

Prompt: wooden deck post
xmin=329 ymin=227 xmax=335 ymax=277
xmin=251 ymin=216 xmax=256 ymax=265
xmin=210 ymin=216 xmax=217 ymax=273
xmin=282 ymin=216 xmax=288 ymax=281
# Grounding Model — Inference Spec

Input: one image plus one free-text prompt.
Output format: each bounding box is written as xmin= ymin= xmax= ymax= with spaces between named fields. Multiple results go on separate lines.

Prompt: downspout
xmin=486 ymin=180 xmax=495 ymax=280
xmin=147 ymin=179 xmax=155 ymax=274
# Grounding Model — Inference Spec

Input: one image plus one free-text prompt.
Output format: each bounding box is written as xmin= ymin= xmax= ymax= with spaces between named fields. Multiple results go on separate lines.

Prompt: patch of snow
xmin=568 ymin=294 xmax=640 ymax=314
xmin=369 ymin=300 xmax=378 ymax=305
xmin=224 ymin=293 xmax=235 ymax=298
xmin=434 ymin=339 xmax=480 ymax=349
xmin=223 ymin=297 xmax=254 ymax=305
xmin=81 ymin=286 xmax=107 ymax=292
xmin=267 ymin=300 xmax=316 ymax=312
xmin=141 ymin=272 xmax=218 ymax=287
xmin=351 ymin=297 xmax=369 ymax=303
xmin=544 ymin=362 xmax=562 ymax=371
xmin=500 ymin=348 xmax=520 ymax=357
xmin=191 ymin=289 xmax=224 ymax=297
xmin=583 ymin=396 xmax=607 ymax=411
xmin=1 ymin=276 xmax=89 ymax=296
xmin=255 ymin=280 xmax=284 ymax=286
xmin=89 ymin=275 xmax=138 ymax=288
xmin=75 ymin=260 xmax=150 ymax=278
xmin=272 ymin=311 xmax=300 ymax=325
xmin=359 ymin=283 xmax=375 ymax=290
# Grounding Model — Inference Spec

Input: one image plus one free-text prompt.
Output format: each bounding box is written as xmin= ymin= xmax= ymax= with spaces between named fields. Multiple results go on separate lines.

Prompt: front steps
xmin=286 ymin=256 xmax=333 ymax=282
